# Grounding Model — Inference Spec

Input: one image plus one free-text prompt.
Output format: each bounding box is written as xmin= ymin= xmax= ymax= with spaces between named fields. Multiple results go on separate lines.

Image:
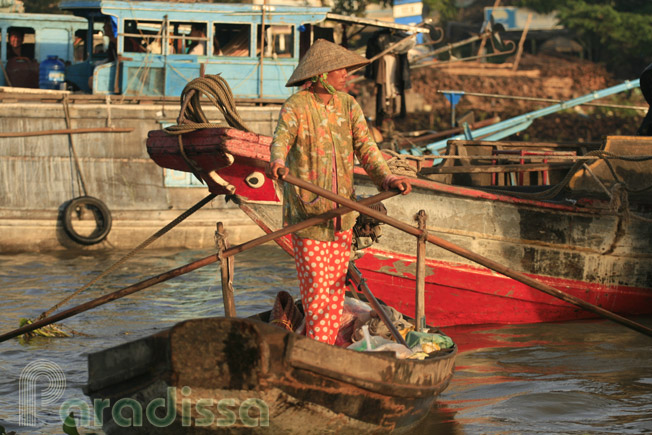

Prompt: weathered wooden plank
xmin=450 ymin=139 xmax=602 ymax=149
xmin=421 ymin=162 xmax=573 ymax=174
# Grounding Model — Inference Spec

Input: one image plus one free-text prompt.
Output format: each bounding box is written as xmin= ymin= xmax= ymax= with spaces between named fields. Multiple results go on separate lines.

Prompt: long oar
xmin=347 ymin=263 xmax=409 ymax=347
xmin=281 ymin=173 xmax=652 ymax=338
xmin=0 ymin=190 xmax=398 ymax=343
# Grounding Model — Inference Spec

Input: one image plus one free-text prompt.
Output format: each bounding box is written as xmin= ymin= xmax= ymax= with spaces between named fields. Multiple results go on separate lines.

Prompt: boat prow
xmin=84 ymin=315 xmax=456 ymax=434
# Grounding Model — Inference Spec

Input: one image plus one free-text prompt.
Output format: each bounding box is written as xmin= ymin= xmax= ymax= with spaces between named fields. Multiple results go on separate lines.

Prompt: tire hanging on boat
xmin=62 ymin=196 xmax=112 ymax=245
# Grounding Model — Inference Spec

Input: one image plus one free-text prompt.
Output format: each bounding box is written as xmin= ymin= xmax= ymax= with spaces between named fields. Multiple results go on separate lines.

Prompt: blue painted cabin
xmin=60 ymin=0 xmax=332 ymax=99
xmin=0 ymin=12 xmax=88 ymax=87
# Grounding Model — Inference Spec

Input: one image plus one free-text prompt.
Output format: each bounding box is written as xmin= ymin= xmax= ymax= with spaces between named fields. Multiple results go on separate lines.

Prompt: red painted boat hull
xmin=354 ymin=247 xmax=652 ymax=327
xmin=147 ymin=128 xmax=652 ymax=326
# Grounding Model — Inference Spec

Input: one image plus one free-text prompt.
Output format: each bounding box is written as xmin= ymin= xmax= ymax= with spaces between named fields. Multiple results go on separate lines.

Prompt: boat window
xmin=89 ymin=17 xmax=117 ymax=62
xmin=76 ymin=27 xmax=105 ymax=62
xmin=73 ymin=29 xmax=87 ymax=62
xmin=213 ymin=23 xmax=251 ymax=57
xmin=123 ymin=19 xmax=164 ymax=54
xmin=169 ymin=22 xmax=208 ymax=55
xmin=5 ymin=26 xmax=35 ymax=60
xmin=257 ymin=24 xmax=294 ymax=58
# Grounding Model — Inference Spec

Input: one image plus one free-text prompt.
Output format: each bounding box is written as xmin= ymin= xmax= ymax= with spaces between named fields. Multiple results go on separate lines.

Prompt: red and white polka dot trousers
xmin=292 ymin=230 xmax=352 ymax=344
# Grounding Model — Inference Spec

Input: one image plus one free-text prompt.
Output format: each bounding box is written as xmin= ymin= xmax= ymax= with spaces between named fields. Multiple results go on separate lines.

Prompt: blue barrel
xmin=39 ymin=55 xmax=66 ymax=90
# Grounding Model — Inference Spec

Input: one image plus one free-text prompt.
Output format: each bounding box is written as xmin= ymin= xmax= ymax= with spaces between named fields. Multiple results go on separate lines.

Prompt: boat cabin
xmin=57 ymin=1 xmax=432 ymax=99
xmin=0 ymin=12 xmax=88 ymax=87
xmin=59 ymin=0 xmax=333 ymax=98
xmin=1 ymin=2 xmax=432 ymax=99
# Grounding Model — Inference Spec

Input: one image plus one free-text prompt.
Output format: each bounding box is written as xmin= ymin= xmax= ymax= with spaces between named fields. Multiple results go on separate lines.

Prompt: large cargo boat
xmin=1 ymin=1 xmax=429 ymax=252
xmin=146 ymin=125 xmax=652 ymax=327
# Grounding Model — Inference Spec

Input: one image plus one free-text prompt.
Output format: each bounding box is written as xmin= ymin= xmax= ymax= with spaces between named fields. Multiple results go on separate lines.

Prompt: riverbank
xmin=358 ymin=53 xmax=647 ymax=144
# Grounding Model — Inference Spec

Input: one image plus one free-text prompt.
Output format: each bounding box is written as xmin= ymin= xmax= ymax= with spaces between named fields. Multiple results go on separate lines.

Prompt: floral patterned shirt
xmin=270 ymin=89 xmax=394 ymax=241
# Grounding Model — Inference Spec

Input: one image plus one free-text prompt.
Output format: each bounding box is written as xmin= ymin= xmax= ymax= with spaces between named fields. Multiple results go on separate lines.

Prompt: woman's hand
xmin=266 ymin=161 xmax=286 ymax=180
xmin=389 ymin=177 xmax=412 ymax=195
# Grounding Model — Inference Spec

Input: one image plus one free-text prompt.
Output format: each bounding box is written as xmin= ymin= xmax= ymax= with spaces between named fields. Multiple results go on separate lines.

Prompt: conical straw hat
xmin=285 ymin=39 xmax=369 ymax=87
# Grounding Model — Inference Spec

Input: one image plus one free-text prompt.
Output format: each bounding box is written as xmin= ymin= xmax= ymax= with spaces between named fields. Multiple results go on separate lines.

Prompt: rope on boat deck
xmin=481 ymin=150 xmax=652 ymax=217
xmin=162 ymin=74 xmax=252 ymax=182
xmin=164 ymin=74 xmax=252 ymax=135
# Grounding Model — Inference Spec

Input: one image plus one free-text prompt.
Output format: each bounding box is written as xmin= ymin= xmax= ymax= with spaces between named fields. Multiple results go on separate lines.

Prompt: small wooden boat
xmin=83 ymin=306 xmax=457 ymax=434
xmin=146 ymin=128 xmax=652 ymax=327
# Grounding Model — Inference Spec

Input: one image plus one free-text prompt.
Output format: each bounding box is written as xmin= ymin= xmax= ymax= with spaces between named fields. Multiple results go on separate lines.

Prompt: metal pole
xmin=258 ymin=1 xmax=266 ymax=100
xmin=415 ymin=210 xmax=427 ymax=332
xmin=435 ymin=89 xmax=648 ymax=111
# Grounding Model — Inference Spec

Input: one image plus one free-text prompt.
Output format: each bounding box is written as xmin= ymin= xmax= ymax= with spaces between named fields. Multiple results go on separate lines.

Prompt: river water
xmin=1 ymin=246 xmax=651 ymax=434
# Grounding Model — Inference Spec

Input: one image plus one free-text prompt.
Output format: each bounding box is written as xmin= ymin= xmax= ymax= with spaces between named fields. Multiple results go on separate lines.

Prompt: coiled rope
xmin=384 ymin=150 xmax=419 ymax=178
xmin=164 ymin=74 xmax=251 ymax=135
xmin=162 ymin=74 xmax=252 ymax=182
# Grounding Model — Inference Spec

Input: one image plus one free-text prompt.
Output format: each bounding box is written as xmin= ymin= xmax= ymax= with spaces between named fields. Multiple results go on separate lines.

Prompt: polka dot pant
xmin=292 ymin=230 xmax=352 ymax=345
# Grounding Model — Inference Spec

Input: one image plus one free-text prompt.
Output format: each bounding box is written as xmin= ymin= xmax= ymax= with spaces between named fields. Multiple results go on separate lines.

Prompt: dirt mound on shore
xmin=393 ymin=53 xmax=647 ymax=144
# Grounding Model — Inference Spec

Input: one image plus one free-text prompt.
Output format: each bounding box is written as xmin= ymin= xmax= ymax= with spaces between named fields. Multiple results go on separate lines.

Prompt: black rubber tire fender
xmin=62 ymin=196 xmax=112 ymax=245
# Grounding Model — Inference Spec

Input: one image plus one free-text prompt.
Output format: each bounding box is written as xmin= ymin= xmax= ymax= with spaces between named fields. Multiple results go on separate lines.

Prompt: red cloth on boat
xmin=269 ymin=290 xmax=304 ymax=332
xmin=292 ymin=230 xmax=352 ymax=345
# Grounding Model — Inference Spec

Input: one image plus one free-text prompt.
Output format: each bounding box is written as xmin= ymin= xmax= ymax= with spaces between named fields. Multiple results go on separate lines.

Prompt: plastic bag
xmin=373 ymin=342 xmax=414 ymax=359
xmin=352 ymin=305 xmax=414 ymax=342
xmin=347 ymin=325 xmax=413 ymax=358
xmin=405 ymin=330 xmax=454 ymax=352
xmin=335 ymin=297 xmax=371 ymax=347
xmin=335 ymin=297 xmax=373 ymax=347
xmin=343 ymin=297 xmax=372 ymax=323
xmin=347 ymin=325 xmax=394 ymax=351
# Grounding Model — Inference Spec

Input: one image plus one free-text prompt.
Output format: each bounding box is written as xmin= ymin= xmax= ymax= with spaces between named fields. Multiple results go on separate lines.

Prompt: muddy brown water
xmin=1 ymin=246 xmax=651 ymax=434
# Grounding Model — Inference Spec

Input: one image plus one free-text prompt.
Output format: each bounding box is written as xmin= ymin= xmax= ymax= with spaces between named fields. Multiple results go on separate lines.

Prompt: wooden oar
xmin=281 ymin=172 xmax=652 ymax=338
xmin=348 ymin=263 xmax=409 ymax=347
xmin=0 ymin=190 xmax=398 ymax=343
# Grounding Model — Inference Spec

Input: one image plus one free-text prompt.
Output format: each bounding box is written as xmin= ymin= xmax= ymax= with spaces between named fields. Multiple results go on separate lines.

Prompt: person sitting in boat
xmin=187 ymin=24 xmax=206 ymax=56
xmin=6 ymin=28 xmax=34 ymax=60
xmin=637 ymin=63 xmax=652 ymax=136
xmin=266 ymin=39 xmax=412 ymax=345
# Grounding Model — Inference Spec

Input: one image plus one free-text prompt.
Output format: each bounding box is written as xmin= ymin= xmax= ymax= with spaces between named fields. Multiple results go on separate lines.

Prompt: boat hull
xmin=0 ymin=100 xmax=280 ymax=251
xmin=146 ymin=129 xmax=652 ymax=326
xmin=84 ymin=316 xmax=456 ymax=434
xmin=239 ymin=193 xmax=652 ymax=327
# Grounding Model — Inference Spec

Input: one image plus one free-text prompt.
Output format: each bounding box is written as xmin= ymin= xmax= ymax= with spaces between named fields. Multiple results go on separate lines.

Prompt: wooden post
xmin=215 ymin=222 xmax=236 ymax=318
xmin=415 ymin=210 xmax=427 ymax=332
xmin=512 ymin=13 xmax=533 ymax=71
xmin=258 ymin=0 xmax=266 ymax=100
